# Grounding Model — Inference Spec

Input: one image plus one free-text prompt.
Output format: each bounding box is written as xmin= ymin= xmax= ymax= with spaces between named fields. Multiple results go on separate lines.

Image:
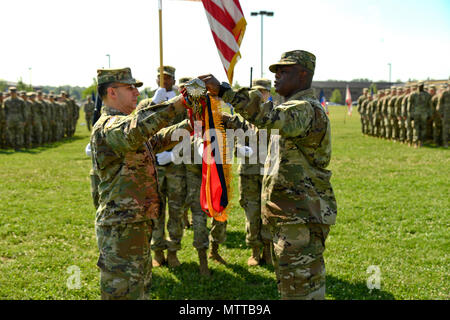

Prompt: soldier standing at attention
xmin=239 ymin=78 xmax=272 ymax=267
xmin=437 ymin=83 xmax=450 ymax=148
xmin=138 ymin=66 xmax=187 ymax=268
xmin=428 ymin=85 xmax=441 ymax=146
xmin=83 ymin=96 xmax=95 ymax=131
xmin=20 ymin=91 xmax=33 ymax=148
xmin=37 ymin=91 xmax=49 ymax=144
xmin=0 ymin=92 xmax=5 ymax=148
xmin=4 ymin=87 xmax=26 ymax=150
xmin=200 ymin=49 xmax=337 ymax=300
xmin=357 ymin=88 xmax=368 ymax=134
xmin=90 ymin=67 xmax=191 ymax=300
xmin=361 ymin=92 xmax=372 ymax=135
xmin=27 ymin=92 xmax=43 ymax=147
xmin=409 ymin=81 xmax=432 ymax=148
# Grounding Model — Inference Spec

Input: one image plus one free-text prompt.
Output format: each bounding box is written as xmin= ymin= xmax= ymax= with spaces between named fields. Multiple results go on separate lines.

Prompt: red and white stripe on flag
xmin=345 ymin=85 xmax=352 ymax=116
xmin=201 ymin=0 xmax=247 ymax=84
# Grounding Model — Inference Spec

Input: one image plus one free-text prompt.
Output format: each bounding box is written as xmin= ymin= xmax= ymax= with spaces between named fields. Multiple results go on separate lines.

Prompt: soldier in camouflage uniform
xmin=356 ymin=88 xmax=368 ymax=135
xmin=27 ymin=92 xmax=43 ymax=147
xmin=361 ymin=92 xmax=372 ymax=135
xmin=437 ymin=83 xmax=450 ymax=148
xmin=90 ymin=67 xmax=191 ymax=300
xmin=373 ymin=90 xmax=384 ymax=137
xmin=239 ymin=78 xmax=273 ymax=267
xmin=394 ymin=87 xmax=404 ymax=142
xmin=37 ymin=91 xmax=49 ymax=144
xmin=83 ymin=96 xmax=95 ymax=131
xmin=428 ymin=85 xmax=441 ymax=146
xmin=137 ymin=66 xmax=187 ymax=268
xmin=20 ymin=91 xmax=33 ymax=148
xmin=409 ymin=81 xmax=432 ymax=148
xmin=200 ymin=50 xmax=337 ymax=300
xmin=380 ymin=89 xmax=390 ymax=139
xmin=0 ymin=92 xmax=5 ymax=148
xmin=399 ymin=86 xmax=411 ymax=143
xmin=387 ymin=87 xmax=398 ymax=141
xmin=4 ymin=87 xmax=26 ymax=150
xmin=405 ymin=84 xmax=417 ymax=146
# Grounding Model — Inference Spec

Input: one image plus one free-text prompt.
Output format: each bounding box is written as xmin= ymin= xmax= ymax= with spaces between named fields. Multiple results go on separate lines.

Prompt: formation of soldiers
xmin=357 ymin=81 xmax=450 ymax=148
xmin=0 ymin=87 xmax=80 ymax=150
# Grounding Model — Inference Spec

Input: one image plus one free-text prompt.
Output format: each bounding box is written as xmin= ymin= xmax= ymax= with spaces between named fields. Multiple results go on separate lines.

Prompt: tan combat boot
xmin=208 ymin=243 xmax=227 ymax=265
xmin=152 ymin=250 xmax=166 ymax=267
xmin=247 ymin=247 xmax=261 ymax=266
xmin=167 ymin=250 xmax=181 ymax=267
xmin=262 ymin=242 xmax=272 ymax=266
xmin=197 ymin=248 xmax=211 ymax=276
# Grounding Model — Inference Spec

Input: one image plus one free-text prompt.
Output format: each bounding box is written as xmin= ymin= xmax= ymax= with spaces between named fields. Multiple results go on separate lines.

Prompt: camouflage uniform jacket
xmin=357 ymin=95 xmax=367 ymax=114
xmin=409 ymin=91 xmax=432 ymax=117
xmin=4 ymin=97 xmax=26 ymax=121
xmin=223 ymin=88 xmax=337 ymax=226
xmin=90 ymin=100 xmax=190 ymax=226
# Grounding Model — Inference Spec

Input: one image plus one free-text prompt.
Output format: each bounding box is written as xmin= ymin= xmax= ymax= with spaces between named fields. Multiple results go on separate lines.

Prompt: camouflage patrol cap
xmin=8 ymin=86 xmax=17 ymax=92
xmin=269 ymin=50 xmax=316 ymax=73
xmin=157 ymin=66 xmax=176 ymax=78
xmin=27 ymin=92 xmax=36 ymax=98
xmin=363 ymin=88 xmax=369 ymax=93
xmin=385 ymin=89 xmax=391 ymax=94
xmin=178 ymin=77 xmax=192 ymax=87
xmin=378 ymin=89 xmax=384 ymax=94
xmin=417 ymin=81 xmax=425 ymax=86
xmin=252 ymin=78 xmax=272 ymax=91
xmin=428 ymin=85 xmax=436 ymax=90
xmin=97 ymin=67 xmax=143 ymax=87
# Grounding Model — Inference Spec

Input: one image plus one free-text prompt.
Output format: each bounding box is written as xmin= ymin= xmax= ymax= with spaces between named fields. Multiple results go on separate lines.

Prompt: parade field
xmin=0 ymin=106 xmax=448 ymax=300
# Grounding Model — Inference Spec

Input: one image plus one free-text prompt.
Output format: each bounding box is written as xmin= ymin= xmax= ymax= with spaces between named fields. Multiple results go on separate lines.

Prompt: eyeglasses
xmin=111 ymin=84 xmax=138 ymax=90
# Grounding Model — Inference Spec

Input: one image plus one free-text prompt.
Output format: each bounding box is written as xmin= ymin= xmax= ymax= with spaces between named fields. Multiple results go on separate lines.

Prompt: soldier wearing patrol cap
xmin=238 ymin=78 xmax=272 ymax=266
xmin=140 ymin=65 xmax=189 ymax=268
xmin=409 ymin=81 xmax=432 ymax=148
xmin=200 ymin=49 xmax=337 ymax=300
xmin=27 ymin=92 xmax=43 ymax=147
xmin=90 ymin=67 xmax=192 ymax=300
xmin=357 ymin=88 xmax=369 ymax=134
xmin=427 ymin=85 xmax=439 ymax=144
xmin=4 ymin=87 xmax=26 ymax=150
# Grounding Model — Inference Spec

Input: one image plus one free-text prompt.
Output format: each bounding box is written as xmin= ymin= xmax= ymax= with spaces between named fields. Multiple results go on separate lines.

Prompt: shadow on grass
xmin=0 ymin=135 xmax=86 ymax=155
xmin=222 ymin=230 xmax=247 ymax=249
xmin=151 ymin=261 xmax=279 ymax=300
xmin=326 ymin=275 xmax=395 ymax=300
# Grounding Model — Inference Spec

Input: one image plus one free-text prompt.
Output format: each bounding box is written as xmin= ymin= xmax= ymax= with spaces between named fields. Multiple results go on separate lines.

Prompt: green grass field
xmin=0 ymin=106 xmax=448 ymax=300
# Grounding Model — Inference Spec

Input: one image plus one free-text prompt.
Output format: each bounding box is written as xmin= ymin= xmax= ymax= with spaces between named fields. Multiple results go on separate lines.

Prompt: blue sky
xmin=0 ymin=0 xmax=449 ymax=88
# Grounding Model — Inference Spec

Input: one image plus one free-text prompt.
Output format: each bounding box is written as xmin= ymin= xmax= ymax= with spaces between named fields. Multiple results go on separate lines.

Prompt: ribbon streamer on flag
xmin=345 ymin=85 xmax=352 ymax=116
xmin=200 ymin=0 xmax=247 ymax=84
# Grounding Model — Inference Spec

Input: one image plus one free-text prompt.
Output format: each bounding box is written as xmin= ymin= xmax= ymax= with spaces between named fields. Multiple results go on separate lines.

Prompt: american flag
xmin=345 ymin=85 xmax=352 ymax=116
xmin=200 ymin=0 xmax=247 ymax=84
xmin=319 ymin=88 xmax=329 ymax=115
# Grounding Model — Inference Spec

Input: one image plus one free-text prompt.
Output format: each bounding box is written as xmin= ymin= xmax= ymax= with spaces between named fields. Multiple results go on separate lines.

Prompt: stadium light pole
xmin=28 ymin=67 xmax=32 ymax=87
xmin=106 ymin=54 xmax=111 ymax=68
xmin=251 ymin=10 xmax=274 ymax=78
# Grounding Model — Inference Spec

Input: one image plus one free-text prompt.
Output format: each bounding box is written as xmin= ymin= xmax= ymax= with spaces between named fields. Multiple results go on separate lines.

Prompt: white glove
xmin=236 ymin=145 xmax=253 ymax=158
xmin=197 ymin=144 xmax=204 ymax=158
xmin=85 ymin=143 xmax=92 ymax=157
xmin=152 ymin=87 xmax=167 ymax=104
xmin=156 ymin=150 xmax=174 ymax=165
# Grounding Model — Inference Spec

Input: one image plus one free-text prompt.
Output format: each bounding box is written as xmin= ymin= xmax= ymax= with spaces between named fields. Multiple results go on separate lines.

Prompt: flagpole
xmin=158 ymin=0 xmax=164 ymax=88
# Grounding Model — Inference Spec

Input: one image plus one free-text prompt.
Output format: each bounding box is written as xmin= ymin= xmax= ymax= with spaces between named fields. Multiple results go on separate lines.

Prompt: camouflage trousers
xmin=268 ymin=221 xmax=330 ymax=300
xmin=42 ymin=120 xmax=49 ymax=143
xmin=151 ymin=163 xmax=186 ymax=252
xmin=433 ymin=117 xmax=442 ymax=145
xmin=384 ymin=117 xmax=392 ymax=139
xmin=6 ymin=120 xmax=24 ymax=149
xmin=406 ymin=118 xmax=413 ymax=143
xmin=186 ymin=165 xmax=226 ymax=249
xmin=33 ymin=121 xmax=43 ymax=146
xmin=239 ymin=174 xmax=271 ymax=248
xmin=96 ymin=221 xmax=153 ymax=300
xmin=391 ymin=117 xmax=399 ymax=140
xmin=373 ymin=116 xmax=381 ymax=137
xmin=398 ymin=119 xmax=406 ymax=142
xmin=412 ymin=113 xmax=428 ymax=143
xmin=24 ymin=123 xmax=32 ymax=148
xmin=85 ymin=113 xmax=93 ymax=131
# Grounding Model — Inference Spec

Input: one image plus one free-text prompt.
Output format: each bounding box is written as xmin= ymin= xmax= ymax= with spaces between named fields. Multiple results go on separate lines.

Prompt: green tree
xmin=0 ymin=79 xmax=7 ymax=92
xmin=330 ymin=89 xmax=342 ymax=104
xmin=82 ymin=78 xmax=98 ymax=100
